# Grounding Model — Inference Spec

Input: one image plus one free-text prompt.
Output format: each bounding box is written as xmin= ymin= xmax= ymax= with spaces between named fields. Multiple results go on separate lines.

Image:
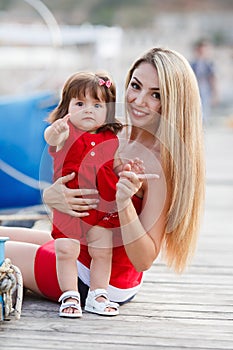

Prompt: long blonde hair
xmin=126 ymin=47 xmax=205 ymax=272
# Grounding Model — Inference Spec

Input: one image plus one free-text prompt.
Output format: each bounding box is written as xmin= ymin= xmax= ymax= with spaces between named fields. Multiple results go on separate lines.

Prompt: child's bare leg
xmin=55 ymin=238 xmax=80 ymax=315
xmin=87 ymin=226 xmax=114 ymax=312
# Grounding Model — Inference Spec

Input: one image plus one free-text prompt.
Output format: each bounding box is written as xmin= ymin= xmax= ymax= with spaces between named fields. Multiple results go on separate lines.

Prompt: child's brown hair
xmin=48 ymin=71 xmax=122 ymax=134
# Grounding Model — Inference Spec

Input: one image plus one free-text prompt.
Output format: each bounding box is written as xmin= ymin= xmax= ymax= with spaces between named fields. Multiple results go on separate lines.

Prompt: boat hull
xmin=0 ymin=91 xmax=58 ymax=209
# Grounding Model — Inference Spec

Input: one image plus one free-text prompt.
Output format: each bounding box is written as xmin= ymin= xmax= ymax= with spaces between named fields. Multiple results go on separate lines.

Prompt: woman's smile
xmin=131 ymin=106 xmax=148 ymax=118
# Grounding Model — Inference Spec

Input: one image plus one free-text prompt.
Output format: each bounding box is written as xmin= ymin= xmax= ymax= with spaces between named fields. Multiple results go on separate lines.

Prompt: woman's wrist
xmin=116 ymin=197 xmax=131 ymax=212
xmin=117 ymin=198 xmax=146 ymax=246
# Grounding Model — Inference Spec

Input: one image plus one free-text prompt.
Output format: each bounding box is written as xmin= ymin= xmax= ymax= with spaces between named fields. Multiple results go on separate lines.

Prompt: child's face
xmin=68 ymin=91 xmax=107 ymax=132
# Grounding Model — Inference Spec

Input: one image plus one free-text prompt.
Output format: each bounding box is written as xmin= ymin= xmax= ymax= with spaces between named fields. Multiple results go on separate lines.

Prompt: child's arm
xmin=44 ymin=114 xmax=70 ymax=148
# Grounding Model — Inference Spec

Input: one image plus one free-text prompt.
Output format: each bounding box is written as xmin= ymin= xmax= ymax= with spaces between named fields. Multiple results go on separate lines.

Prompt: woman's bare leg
xmin=5 ymin=241 xmax=42 ymax=294
xmin=0 ymin=226 xmax=51 ymax=245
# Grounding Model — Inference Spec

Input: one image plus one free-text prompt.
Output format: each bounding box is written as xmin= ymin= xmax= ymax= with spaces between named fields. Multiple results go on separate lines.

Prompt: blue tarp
xmin=0 ymin=91 xmax=58 ymax=209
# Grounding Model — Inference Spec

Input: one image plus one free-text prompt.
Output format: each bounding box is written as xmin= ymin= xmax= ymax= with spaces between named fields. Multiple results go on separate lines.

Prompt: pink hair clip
xmin=98 ymin=79 xmax=112 ymax=88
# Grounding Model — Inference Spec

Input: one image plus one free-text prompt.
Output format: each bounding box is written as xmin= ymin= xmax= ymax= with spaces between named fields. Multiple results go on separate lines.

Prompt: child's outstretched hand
xmin=44 ymin=113 xmax=70 ymax=146
xmin=127 ymin=157 xmax=145 ymax=175
xmin=51 ymin=113 xmax=70 ymax=135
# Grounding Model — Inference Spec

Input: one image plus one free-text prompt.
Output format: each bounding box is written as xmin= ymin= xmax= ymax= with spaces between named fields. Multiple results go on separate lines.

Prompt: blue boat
xmin=0 ymin=91 xmax=58 ymax=209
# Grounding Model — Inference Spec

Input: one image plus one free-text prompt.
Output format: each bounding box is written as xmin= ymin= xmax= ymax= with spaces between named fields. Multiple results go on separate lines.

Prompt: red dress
xmin=49 ymin=121 xmax=120 ymax=242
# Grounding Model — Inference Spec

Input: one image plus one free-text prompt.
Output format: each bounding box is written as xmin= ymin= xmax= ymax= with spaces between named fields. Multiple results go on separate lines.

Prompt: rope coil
xmin=0 ymin=258 xmax=23 ymax=320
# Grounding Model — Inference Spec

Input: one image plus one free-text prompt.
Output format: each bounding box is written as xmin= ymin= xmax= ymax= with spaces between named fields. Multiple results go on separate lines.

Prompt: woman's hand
xmin=116 ymin=164 xmax=143 ymax=206
xmin=116 ymin=164 xmax=159 ymax=210
xmin=43 ymin=172 xmax=99 ymax=217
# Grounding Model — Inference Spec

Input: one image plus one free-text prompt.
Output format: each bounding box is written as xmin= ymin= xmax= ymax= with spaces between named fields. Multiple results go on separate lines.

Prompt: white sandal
xmin=58 ymin=291 xmax=82 ymax=318
xmin=84 ymin=289 xmax=119 ymax=316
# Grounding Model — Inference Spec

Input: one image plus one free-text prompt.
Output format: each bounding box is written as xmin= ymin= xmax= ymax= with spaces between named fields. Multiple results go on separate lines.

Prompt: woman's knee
xmin=5 ymin=241 xmax=41 ymax=293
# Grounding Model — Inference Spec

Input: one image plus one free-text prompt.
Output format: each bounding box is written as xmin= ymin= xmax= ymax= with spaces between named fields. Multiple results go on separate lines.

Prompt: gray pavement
xmin=205 ymin=124 xmax=233 ymax=184
xmin=194 ymin=123 xmax=233 ymax=268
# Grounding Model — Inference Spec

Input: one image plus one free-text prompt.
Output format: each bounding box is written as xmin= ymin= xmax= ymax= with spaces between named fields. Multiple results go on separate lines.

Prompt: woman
xmin=0 ymin=47 xmax=205 ymax=316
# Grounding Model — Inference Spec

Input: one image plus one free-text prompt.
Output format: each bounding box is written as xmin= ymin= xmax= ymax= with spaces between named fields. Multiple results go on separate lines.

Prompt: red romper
xmin=49 ymin=121 xmax=120 ymax=242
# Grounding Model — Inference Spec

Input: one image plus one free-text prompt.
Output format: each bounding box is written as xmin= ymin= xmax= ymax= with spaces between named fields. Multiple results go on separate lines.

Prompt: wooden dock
xmin=0 ymin=124 xmax=233 ymax=349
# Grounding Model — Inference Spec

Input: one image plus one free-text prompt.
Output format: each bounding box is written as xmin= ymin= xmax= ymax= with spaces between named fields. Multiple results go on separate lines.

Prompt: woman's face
xmin=126 ymin=62 xmax=161 ymax=129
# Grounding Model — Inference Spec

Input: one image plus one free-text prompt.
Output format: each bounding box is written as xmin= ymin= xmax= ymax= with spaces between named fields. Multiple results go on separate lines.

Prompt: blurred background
xmin=1 ymin=0 xmax=233 ymax=117
xmin=0 ymin=0 xmax=233 ymax=210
